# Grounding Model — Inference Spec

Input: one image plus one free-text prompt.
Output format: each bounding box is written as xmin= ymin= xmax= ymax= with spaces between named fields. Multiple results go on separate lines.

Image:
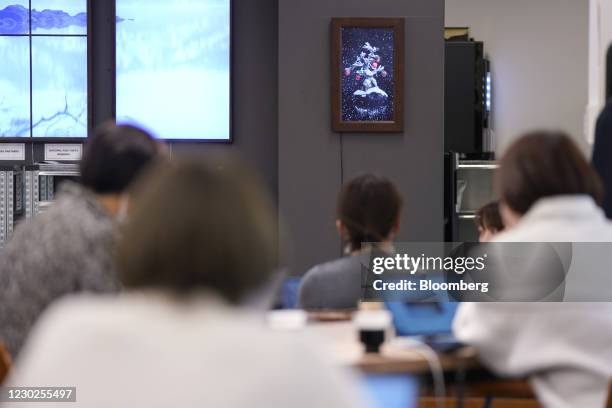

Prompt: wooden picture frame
xmin=331 ymin=18 xmax=404 ymax=133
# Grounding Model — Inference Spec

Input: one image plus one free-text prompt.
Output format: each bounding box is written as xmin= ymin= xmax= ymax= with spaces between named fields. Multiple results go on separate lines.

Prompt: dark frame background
xmin=331 ymin=17 xmax=404 ymax=133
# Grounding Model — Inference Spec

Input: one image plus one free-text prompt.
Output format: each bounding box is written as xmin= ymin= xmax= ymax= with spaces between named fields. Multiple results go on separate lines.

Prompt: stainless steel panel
xmin=456 ymin=164 xmax=497 ymax=213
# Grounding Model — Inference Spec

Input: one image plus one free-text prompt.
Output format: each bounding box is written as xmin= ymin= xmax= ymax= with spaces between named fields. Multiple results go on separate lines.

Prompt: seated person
xmin=7 ymin=158 xmax=367 ymax=408
xmin=475 ymin=201 xmax=504 ymax=242
xmin=0 ymin=123 xmax=162 ymax=357
xmin=454 ymin=130 xmax=612 ymax=408
xmin=299 ymin=174 xmax=403 ymax=310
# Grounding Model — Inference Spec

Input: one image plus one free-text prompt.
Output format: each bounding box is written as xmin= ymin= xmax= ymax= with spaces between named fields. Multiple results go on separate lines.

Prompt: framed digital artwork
xmin=331 ymin=18 xmax=404 ymax=133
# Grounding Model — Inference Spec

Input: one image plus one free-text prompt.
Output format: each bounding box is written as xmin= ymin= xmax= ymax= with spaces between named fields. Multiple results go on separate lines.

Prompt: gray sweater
xmin=298 ymin=256 xmax=365 ymax=310
xmin=0 ymin=182 xmax=120 ymax=357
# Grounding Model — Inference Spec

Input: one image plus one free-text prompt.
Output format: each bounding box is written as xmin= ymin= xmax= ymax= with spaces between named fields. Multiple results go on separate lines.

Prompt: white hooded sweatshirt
xmin=454 ymin=195 xmax=612 ymax=408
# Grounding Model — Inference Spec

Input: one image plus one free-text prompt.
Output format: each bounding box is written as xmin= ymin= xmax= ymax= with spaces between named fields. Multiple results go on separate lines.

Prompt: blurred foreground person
xmin=454 ymin=131 xmax=612 ymax=408
xmin=474 ymin=201 xmax=504 ymax=242
xmin=299 ymin=174 xmax=402 ymax=309
xmin=0 ymin=123 xmax=161 ymax=357
xmin=8 ymin=159 xmax=366 ymax=408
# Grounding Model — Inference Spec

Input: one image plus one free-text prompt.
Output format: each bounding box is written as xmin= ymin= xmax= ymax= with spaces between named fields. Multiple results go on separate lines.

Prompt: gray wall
xmin=279 ymin=0 xmax=445 ymax=276
xmin=446 ymin=0 xmax=589 ymax=153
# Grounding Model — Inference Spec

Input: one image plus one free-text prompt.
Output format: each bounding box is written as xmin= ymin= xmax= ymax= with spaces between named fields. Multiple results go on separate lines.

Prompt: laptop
xmin=385 ymin=301 xmax=462 ymax=351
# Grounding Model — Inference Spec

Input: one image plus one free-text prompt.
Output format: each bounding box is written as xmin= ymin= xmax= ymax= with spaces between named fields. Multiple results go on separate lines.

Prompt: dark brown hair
xmin=496 ymin=130 xmax=603 ymax=215
xmin=118 ymin=157 xmax=278 ymax=304
xmin=337 ymin=174 xmax=403 ymax=251
xmin=475 ymin=201 xmax=504 ymax=232
xmin=81 ymin=123 xmax=160 ymax=194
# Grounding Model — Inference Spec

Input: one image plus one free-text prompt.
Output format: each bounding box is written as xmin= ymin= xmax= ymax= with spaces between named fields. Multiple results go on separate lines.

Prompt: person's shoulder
xmin=492 ymin=220 xmax=574 ymax=242
xmin=52 ymin=190 xmax=110 ymax=226
xmin=9 ymin=191 xmax=109 ymax=245
xmin=31 ymin=294 xmax=119 ymax=331
xmin=303 ymin=256 xmax=361 ymax=280
xmin=299 ymin=256 xmax=363 ymax=309
xmin=16 ymin=294 xmax=120 ymax=359
xmin=493 ymin=218 xmax=612 ymax=242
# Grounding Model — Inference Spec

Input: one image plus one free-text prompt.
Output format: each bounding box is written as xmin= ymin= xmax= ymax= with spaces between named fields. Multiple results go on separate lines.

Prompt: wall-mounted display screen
xmin=0 ymin=0 xmax=88 ymax=138
xmin=116 ymin=0 xmax=231 ymax=141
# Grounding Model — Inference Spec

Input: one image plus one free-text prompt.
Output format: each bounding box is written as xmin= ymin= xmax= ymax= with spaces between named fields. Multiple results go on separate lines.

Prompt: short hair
xmin=337 ymin=174 xmax=403 ymax=251
xmin=496 ymin=130 xmax=603 ymax=215
xmin=475 ymin=201 xmax=504 ymax=232
xmin=80 ymin=123 xmax=160 ymax=194
xmin=118 ymin=158 xmax=278 ymax=304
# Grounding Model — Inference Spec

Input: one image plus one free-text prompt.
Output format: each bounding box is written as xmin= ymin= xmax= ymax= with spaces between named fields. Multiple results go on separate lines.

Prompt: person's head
xmin=118 ymin=158 xmax=278 ymax=304
xmin=496 ymin=130 xmax=603 ymax=227
xmin=336 ymin=174 xmax=403 ymax=252
xmin=475 ymin=201 xmax=504 ymax=242
xmin=81 ymin=122 xmax=162 ymax=215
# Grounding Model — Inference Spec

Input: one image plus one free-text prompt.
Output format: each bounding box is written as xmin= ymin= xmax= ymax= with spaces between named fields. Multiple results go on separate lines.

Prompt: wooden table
xmin=356 ymin=346 xmax=479 ymax=375
xmin=303 ymin=319 xmax=480 ymax=375
xmin=304 ymin=319 xmax=541 ymax=407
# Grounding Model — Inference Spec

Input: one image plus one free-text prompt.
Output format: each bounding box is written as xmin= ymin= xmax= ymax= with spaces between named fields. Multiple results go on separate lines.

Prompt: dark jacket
xmin=592 ymin=99 xmax=612 ymax=218
xmin=0 ymin=182 xmax=120 ymax=357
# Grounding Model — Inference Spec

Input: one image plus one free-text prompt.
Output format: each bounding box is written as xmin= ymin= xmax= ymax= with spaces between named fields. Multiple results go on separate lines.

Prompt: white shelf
xmin=457 ymin=162 xmax=498 ymax=170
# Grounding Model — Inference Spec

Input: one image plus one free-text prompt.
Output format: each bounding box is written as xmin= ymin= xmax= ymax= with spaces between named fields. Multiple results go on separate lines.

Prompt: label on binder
xmin=0 ymin=144 xmax=25 ymax=161
xmin=44 ymin=144 xmax=82 ymax=161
